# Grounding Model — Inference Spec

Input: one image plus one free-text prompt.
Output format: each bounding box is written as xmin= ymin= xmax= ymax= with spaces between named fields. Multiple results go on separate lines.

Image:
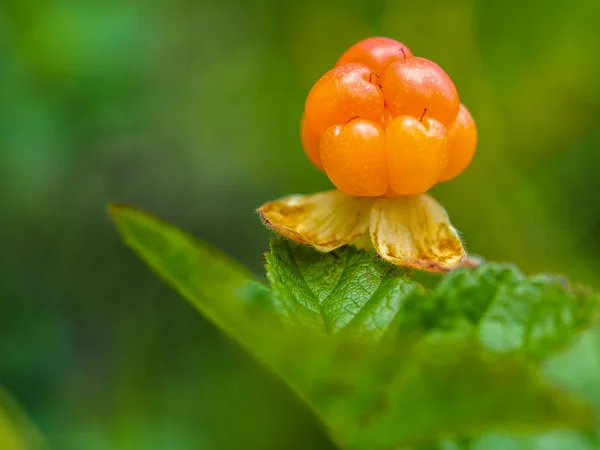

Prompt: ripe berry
xmin=385 ymin=116 xmax=449 ymax=195
xmin=305 ymin=63 xmax=384 ymax=135
xmin=335 ymin=36 xmax=413 ymax=77
xmin=439 ymin=104 xmax=477 ymax=182
xmin=382 ymin=57 xmax=459 ymax=127
xmin=320 ymin=119 xmax=388 ymax=197
xmin=300 ymin=37 xmax=476 ymax=197
xmin=301 ymin=114 xmax=323 ymax=170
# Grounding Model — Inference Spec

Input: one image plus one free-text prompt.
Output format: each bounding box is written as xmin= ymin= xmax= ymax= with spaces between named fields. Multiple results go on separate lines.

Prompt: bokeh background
xmin=2 ymin=0 xmax=600 ymax=448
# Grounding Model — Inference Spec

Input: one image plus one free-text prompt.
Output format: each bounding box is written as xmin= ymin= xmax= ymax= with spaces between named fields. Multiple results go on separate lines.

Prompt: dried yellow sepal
xmin=258 ymin=189 xmax=466 ymax=271
xmin=370 ymin=195 xmax=465 ymax=271
xmin=258 ymin=190 xmax=374 ymax=252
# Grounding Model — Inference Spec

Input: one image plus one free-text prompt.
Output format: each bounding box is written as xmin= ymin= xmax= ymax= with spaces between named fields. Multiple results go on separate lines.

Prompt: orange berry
xmin=336 ymin=37 xmax=413 ymax=77
xmin=439 ymin=104 xmax=477 ymax=182
xmin=300 ymin=114 xmax=323 ymax=170
xmin=385 ymin=116 xmax=449 ymax=196
xmin=382 ymin=57 xmax=459 ymax=127
xmin=320 ymin=119 xmax=388 ymax=197
xmin=305 ymin=63 xmax=384 ymax=135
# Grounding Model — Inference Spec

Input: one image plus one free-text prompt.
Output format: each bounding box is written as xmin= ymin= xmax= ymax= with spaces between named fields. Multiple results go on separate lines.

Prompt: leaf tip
xmin=106 ymin=202 xmax=135 ymax=217
xmin=106 ymin=203 xmax=149 ymax=238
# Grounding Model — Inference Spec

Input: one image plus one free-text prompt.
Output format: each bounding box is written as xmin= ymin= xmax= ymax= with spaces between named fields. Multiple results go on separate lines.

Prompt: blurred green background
xmin=1 ymin=0 xmax=600 ymax=448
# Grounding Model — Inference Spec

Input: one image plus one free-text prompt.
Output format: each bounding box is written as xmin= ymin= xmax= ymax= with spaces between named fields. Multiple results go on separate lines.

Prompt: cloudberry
xmin=300 ymin=37 xmax=476 ymax=197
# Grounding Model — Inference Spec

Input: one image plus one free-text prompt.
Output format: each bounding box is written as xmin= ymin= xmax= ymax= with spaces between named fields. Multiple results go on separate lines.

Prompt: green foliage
xmin=396 ymin=264 xmax=597 ymax=358
xmin=110 ymin=205 xmax=600 ymax=450
xmin=264 ymin=239 xmax=421 ymax=336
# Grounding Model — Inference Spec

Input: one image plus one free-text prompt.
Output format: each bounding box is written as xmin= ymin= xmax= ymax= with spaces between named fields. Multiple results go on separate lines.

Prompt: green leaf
xmin=0 ymin=386 xmax=46 ymax=450
xmin=307 ymin=337 xmax=592 ymax=450
xmin=265 ymin=238 xmax=422 ymax=336
xmin=395 ymin=264 xmax=598 ymax=359
xmin=440 ymin=326 xmax=600 ymax=450
xmin=109 ymin=206 xmax=597 ymax=450
xmin=265 ymin=239 xmax=597 ymax=360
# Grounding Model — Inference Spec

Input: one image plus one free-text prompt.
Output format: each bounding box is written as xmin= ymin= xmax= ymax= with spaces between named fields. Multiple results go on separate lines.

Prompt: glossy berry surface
xmin=439 ymin=104 xmax=477 ymax=182
xmin=301 ymin=114 xmax=323 ymax=170
xmin=320 ymin=119 xmax=388 ymax=196
xmin=305 ymin=63 xmax=384 ymax=136
xmin=335 ymin=36 xmax=413 ymax=77
xmin=385 ymin=116 xmax=448 ymax=195
xmin=300 ymin=37 xmax=476 ymax=196
xmin=381 ymin=57 xmax=459 ymax=127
